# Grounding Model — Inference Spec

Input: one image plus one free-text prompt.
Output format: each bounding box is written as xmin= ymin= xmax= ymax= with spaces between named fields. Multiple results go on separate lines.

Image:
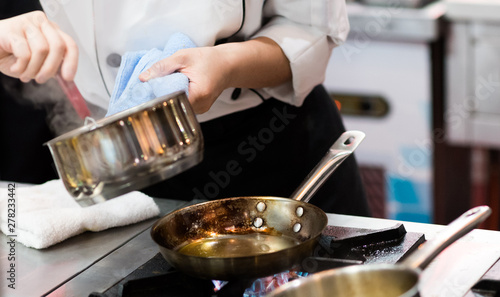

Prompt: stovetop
xmin=89 ymin=224 xmax=425 ymax=297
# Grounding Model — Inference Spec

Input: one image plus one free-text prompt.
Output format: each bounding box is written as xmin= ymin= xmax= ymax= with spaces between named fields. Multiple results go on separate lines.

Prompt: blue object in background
xmin=388 ymin=175 xmax=432 ymax=223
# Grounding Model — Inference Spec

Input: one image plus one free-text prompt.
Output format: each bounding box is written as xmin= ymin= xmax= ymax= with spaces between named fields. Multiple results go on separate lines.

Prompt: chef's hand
xmin=139 ymin=37 xmax=291 ymax=114
xmin=139 ymin=45 xmax=229 ymax=114
xmin=0 ymin=11 xmax=78 ymax=83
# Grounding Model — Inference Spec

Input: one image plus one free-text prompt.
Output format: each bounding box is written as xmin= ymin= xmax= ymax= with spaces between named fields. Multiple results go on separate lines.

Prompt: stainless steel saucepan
xmin=266 ymin=205 xmax=491 ymax=297
xmin=151 ymin=130 xmax=366 ymax=280
xmin=46 ymin=91 xmax=203 ymax=206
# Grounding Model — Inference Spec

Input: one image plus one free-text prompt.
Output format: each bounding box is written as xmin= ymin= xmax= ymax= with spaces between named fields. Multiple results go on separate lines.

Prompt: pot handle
xmin=402 ymin=205 xmax=491 ymax=270
xmin=290 ymin=130 xmax=366 ymax=202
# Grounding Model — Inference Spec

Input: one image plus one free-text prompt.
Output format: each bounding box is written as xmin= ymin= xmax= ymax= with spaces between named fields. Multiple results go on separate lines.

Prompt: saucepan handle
xmin=290 ymin=130 xmax=366 ymax=203
xmin=402 ymin=205 xmax=491 ymax=270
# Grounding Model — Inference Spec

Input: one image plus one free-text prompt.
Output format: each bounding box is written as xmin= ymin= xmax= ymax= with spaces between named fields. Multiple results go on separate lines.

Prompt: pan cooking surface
xmin=151 ymin=197 xmax=329 ymax=279
xmin=177 ymin=232 xmax=301 ymax=258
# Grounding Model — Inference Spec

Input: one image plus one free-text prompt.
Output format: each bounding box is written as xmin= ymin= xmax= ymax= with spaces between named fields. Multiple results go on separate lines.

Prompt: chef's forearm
xmin=216 ymin=37 xmax=292 ymax=90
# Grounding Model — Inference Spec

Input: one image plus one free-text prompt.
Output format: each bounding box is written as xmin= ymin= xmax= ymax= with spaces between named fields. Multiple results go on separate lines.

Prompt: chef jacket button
xmin=106 ymin=53 xmax=122 ymax=68
xmin=231 ymin=88 xmax=241 ymax=100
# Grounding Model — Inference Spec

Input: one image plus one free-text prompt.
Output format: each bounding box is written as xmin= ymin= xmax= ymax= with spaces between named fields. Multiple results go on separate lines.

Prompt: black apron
xmin=142 ymin=85 xmax=371 ymax=216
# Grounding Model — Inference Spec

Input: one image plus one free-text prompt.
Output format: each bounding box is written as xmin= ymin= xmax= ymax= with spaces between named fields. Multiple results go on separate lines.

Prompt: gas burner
xmin=89 ymin=224 xmax=425 ymax=297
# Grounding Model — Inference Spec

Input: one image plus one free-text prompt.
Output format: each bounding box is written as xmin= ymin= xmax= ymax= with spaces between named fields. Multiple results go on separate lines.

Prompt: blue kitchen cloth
xmin=106 ymin=32 xmax=196 ymax=117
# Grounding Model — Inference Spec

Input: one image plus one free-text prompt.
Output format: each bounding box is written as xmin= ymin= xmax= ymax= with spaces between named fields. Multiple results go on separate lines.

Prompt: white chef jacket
xmin=40 ymin=0 xmax=349 ymax=122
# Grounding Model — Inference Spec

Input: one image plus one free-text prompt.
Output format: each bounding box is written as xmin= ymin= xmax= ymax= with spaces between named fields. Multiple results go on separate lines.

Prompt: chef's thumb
xmin=139 ymin=57 xmax=178 ymax=82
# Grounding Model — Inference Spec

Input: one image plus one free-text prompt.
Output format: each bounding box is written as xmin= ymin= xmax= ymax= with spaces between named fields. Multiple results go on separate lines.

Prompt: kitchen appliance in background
xmin=324 ymin=0 xmax=445 ymax=222
xmin=443 ymin=0 xmax=500 ymax=230
xmin=445 ymin=0 xmax=500 ymax=148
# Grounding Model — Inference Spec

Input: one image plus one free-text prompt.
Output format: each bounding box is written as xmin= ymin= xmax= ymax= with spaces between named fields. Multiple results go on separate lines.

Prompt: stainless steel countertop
xmin=0 ymin=194 xmax=194 ymax=297
xmin=2 ymin=193 xmax=500 ymax=296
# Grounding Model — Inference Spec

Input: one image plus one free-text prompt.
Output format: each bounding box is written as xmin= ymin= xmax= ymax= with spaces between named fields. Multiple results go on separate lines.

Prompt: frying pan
xmin=266 ymin=205 xmax=492 ymax=297
xmin=151 ymin=130 xmax=366 ymax=280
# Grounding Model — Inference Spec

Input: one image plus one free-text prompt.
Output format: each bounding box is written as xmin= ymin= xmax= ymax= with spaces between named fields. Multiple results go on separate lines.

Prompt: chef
xmin=0 ymin=0 xmax=371 ymax=216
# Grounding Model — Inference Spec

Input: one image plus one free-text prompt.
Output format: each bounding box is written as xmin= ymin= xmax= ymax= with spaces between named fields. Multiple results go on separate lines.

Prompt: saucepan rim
xmin=45 ymin=90 xmax=187 ymax=144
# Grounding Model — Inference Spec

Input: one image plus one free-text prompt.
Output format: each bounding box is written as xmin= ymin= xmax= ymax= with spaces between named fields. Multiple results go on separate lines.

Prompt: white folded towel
xmin=0 ymin=179 xmax=160 ymax=249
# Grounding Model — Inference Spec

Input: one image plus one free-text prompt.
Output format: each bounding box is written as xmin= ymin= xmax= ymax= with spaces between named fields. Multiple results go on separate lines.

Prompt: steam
xmin=1 ymin=76 xmax=106 ymax=136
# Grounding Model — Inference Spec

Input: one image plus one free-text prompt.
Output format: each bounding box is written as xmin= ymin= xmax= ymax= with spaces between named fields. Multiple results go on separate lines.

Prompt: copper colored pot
xmin=151 ymin=131 xmax=366 ymax=280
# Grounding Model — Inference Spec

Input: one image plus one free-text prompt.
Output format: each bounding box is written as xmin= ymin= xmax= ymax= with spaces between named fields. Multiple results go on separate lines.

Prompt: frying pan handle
xmin=402 ymin=205 xmax=491 ymax=270
xmin=290 ymin=130 xmax=366 ymax=202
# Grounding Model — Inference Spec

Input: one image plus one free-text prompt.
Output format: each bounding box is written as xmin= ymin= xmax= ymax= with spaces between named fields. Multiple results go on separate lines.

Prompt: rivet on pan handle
xmin=290 ymin=130 xmax=366 ymax=203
